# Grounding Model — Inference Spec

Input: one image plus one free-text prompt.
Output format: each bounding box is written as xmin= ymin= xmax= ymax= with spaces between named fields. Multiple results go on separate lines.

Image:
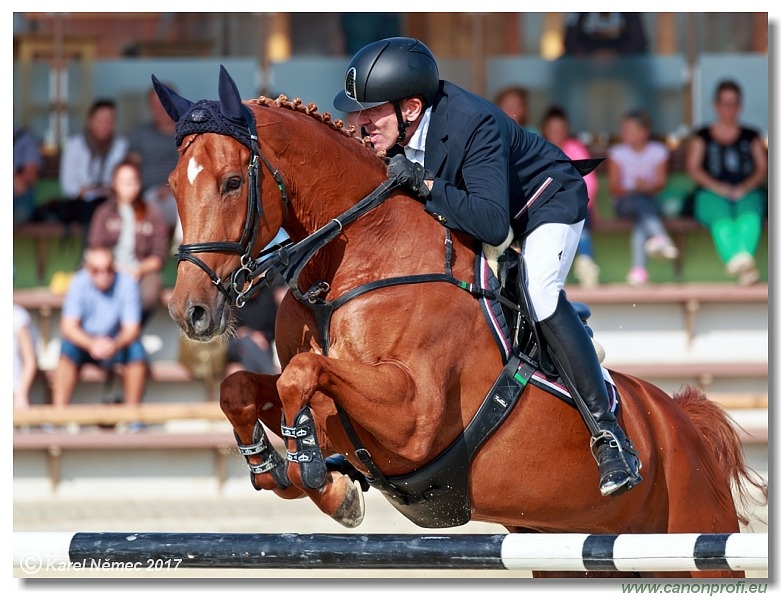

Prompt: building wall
xmin=16 ymin=12 xmax=768 ymax=60
xmin=13 ymin=12 xmax=769 ymax=147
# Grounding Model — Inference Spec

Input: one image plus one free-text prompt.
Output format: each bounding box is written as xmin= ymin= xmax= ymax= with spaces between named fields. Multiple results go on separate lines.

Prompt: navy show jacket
xmin=420 ymin=81 xmax=591 ymax=246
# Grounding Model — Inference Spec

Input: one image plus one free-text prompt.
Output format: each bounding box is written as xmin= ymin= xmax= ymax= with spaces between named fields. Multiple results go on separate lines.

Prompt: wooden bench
xmin=39 ymin=360 xmax=195 ymax=384
xmin=32 ymin=359 xmax=222 ymax=403
xmin=16 ymin=284 xmax=766 ymax=401
xmin=604 ymin=362 xmax=767 ymax=398
xmin=568 ymin=282 xmax=768 ymax=345
xmin=568 ymin=282 xmax=768 ymax=304
xmin=14 ymin=406 xmax=763 ymax=493
xmin=13 ymin=428 xmax=238 ymax=492
xmin=13 ymin=287 xmax=65 ymax=347
xmin=13 ymin=400 xmax=224 ymax=428
xmin=13 ymin=222 xmax=84 ymax=282
xmin=592 ymin=216 xmax=702 ymax=235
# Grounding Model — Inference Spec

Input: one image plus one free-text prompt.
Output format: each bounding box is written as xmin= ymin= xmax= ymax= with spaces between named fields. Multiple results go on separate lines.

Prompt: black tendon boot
xmin=539 ymin=291 xmax=642 ymax=497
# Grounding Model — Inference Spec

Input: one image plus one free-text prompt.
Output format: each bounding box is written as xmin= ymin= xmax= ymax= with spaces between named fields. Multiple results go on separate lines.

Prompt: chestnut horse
xmin=153 ymin=68 xmax=765 ymax=578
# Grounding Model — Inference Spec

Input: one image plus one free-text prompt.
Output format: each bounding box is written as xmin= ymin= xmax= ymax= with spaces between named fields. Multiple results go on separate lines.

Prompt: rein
xmin=248 ymin=180 xmax=502 ymax=354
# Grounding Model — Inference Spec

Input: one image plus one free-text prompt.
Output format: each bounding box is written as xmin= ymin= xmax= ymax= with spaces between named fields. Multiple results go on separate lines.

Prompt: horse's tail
xmin=673 ymin=384 xmax=767 ymax=527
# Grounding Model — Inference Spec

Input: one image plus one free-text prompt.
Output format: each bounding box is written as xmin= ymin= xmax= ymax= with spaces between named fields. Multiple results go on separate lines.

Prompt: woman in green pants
xmin=686 ymin=79 xmax=767 ymax=285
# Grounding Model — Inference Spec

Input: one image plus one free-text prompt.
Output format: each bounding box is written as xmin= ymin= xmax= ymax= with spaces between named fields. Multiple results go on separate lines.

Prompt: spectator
xmin=541 ymin=106 xmax=600 ymax=287
xmin=59 ymin=99 xmax=128 ymax=233
xmin=553 ymin=13 xmax=653 ymax=137
xmin=51 ymin=246 xmax=147 ymax=408
xmin=227 ymin=278 xmax=287 ymax=376
xmin=88 ymin=160 xmax=169 ymax=325
xmin=340 ymin=13 xmax=401 ymax=56
xmin=564 ymin=13 xmax=648 ymax=57
xmin=127 ymin=84 xmax=180 ymax=234
xmin=14 ymin=304 xmax=38 ymax=410
xmin=607 ymin=109 xmax=678 ymax=286
xmin=493 ymin=86 xmax=539 ymax=134
xmin=13 ymin=123 xmax=43 ymax=226
xmin=685 ymin=79 xmax=767 ymax=286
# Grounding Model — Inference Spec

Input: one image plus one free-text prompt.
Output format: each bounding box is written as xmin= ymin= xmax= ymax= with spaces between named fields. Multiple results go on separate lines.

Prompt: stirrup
xmin=590 ymin=429 xmax=643 ymax=497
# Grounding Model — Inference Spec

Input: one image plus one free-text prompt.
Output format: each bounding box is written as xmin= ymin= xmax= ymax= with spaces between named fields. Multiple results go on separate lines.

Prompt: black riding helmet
xmin=333 ymin=37 xmax=440 ymax=114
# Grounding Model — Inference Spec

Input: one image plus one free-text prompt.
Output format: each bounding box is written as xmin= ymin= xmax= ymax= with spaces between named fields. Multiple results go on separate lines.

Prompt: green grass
xmin=582 ymin=229 xmax=768 ymax=285
xmin=582 ymin=171 xmax=767 ymax=284
xmin=12 ymin=235 xmax=180 ymax=289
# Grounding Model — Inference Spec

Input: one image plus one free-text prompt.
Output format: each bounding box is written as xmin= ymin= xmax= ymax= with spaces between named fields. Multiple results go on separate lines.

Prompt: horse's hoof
xmin=330 ymin=479 xmax=366 ymax=529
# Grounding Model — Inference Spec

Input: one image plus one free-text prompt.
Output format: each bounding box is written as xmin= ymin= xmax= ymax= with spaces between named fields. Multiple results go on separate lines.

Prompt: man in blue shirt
xmin=333 ymin=37 xmax=641 ymax=497
xmin=52 ymin=246 xmax=147 ymax=407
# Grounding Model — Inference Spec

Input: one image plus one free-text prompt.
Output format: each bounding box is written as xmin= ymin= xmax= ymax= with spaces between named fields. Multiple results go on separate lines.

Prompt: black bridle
xmin=174 ymin=109 xmax=289 ymax=307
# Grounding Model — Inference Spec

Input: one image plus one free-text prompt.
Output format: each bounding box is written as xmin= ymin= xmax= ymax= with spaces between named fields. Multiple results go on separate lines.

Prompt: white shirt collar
xmin=403 ymin=106 xmax=432 ymax=166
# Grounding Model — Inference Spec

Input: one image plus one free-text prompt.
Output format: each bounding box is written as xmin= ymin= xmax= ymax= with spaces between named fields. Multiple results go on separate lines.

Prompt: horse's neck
xmin=259 ymin=107 xmax=478 ymax=294
xmin=280 ymin=150 xmax=386 ymax=239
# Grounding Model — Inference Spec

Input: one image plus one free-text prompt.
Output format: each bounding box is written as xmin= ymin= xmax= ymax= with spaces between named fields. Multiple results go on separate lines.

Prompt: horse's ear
xmin=151 ymin=74 xmax=192 ymax=123
xmin=217 ymin=65 xmax=246 ymax=124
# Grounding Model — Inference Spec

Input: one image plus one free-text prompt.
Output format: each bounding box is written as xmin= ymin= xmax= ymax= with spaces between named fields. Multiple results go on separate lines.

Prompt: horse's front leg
xmin=276 ymin=352 xmax=430 ymax=527
xmin=219 ymin=370 xmax=303 ymax=500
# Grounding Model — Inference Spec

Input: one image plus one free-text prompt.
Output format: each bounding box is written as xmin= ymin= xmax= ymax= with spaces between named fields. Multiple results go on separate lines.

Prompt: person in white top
xmin=59 ymin=98 xmax=129 ymax=235
xmin=607 ymin=109 xmax=678 ymax=285
xmin=13 ymin=304 xmax=38 ymax=410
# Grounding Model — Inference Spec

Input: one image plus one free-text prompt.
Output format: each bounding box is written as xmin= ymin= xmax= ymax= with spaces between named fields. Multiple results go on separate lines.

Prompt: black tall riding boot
xmin=538 ymin=291 xmax=642 ymax=497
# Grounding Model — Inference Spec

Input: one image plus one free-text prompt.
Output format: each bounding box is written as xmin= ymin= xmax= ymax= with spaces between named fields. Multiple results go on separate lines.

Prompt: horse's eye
xmin=224 ymin=177 xmax=242 ymax=193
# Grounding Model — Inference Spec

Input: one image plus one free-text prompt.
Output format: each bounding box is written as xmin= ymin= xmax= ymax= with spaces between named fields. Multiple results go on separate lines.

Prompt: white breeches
xmin=522 ymin=220 xmax=584 ymax=322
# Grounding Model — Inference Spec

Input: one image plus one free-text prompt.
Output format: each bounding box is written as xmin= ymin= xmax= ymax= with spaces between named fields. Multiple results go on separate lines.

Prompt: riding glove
xmin=386 ymin=154 xmax=432 ymax=201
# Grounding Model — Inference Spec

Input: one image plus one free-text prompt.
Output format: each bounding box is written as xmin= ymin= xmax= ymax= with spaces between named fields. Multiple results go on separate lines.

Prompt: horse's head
xmin=153 ymin=66 xmax=286 ymax=340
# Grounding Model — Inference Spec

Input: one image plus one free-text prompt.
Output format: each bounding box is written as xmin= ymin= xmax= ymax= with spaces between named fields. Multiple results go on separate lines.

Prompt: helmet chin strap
xmin=393 ymin=101 xmax=411 ymax=143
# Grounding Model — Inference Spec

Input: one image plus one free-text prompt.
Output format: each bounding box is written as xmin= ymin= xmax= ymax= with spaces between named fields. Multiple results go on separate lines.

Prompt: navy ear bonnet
xmin=152 ymin=65 xmax=256 ymax=150
xmin=171 ymin=100 xmax=256 ymax=150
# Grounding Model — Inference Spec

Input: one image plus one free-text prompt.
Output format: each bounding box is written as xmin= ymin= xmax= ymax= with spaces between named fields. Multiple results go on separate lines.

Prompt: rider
xmin=333 ymin=37 xmax=642 ymax=497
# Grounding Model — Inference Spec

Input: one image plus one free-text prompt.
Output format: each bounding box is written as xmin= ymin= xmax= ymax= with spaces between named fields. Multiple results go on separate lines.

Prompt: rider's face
xmin=355 ymin=103 xmax=398 ymax=151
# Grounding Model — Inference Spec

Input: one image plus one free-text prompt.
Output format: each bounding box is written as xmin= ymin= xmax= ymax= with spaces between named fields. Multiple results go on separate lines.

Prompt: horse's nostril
xmin=186 ymin=304 xmax=211 ymax=335
xmin=189 ymin=304 xmax=205 ymax=322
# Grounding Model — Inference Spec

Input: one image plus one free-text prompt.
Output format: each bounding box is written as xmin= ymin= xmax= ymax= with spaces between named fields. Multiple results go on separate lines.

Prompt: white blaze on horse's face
xmin=187 ymin=157 xmax=204 ymax=185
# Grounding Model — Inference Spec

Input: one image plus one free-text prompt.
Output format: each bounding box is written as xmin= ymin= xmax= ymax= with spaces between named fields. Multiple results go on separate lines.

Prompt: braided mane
xmin=249 ymin=94 xmax=382 ymax=157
